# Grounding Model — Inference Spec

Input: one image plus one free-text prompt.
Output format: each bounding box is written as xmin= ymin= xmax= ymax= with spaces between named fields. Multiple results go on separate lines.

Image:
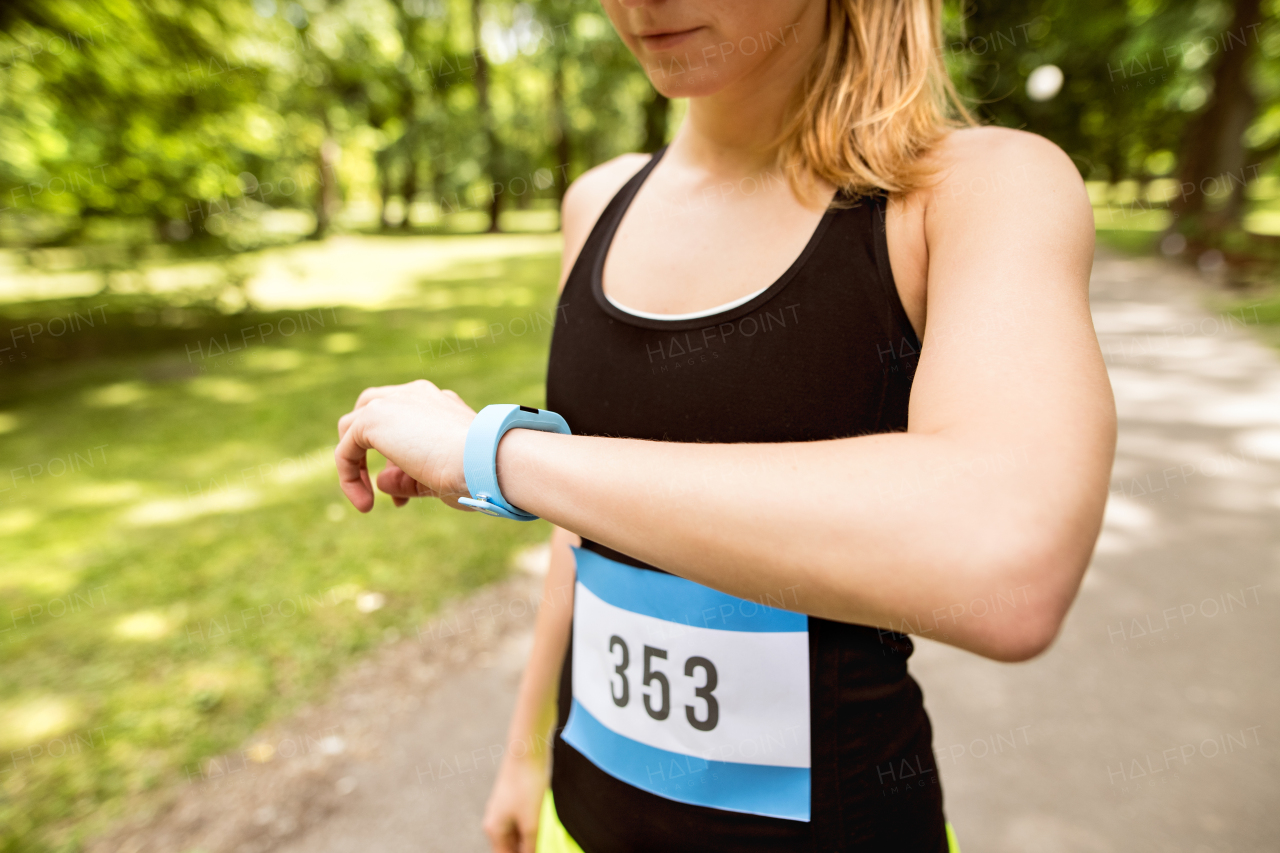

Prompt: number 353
xmin=608 ymin=635 xmax=719 ymax=732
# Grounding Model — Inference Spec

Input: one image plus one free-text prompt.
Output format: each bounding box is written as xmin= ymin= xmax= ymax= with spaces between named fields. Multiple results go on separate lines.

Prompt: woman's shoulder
xmin=901 ymin=126 xmax=1093 ymax=248
xmin=923 ymin=126 xmax=1089 ymax=211
xmin=556 ymin=153 xmax=653 ymax=293
xmin=563 ymin=153 xmax=653 ymax=216
xmin=884 ymin=126 xmax=1093 ymax=328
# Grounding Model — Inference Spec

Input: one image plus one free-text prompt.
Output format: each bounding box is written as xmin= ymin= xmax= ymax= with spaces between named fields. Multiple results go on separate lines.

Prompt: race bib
xmin=562 ymin=547 xmax=811 ymax=821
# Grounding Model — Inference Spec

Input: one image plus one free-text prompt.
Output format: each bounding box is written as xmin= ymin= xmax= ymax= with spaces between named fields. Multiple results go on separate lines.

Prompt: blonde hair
xmin=775 ymin=0 xmax=974 ymax=206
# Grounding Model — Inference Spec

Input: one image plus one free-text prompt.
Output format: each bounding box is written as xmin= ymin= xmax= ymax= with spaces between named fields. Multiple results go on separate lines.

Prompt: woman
xmin=335 ymin=0 xmax=1115 ymax=850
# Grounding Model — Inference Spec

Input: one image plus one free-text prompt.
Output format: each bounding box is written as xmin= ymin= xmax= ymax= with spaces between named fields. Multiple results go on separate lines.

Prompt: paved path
xmin=107 ymin=250 xmax=1280 ymax=853
xmin=272 ymin=628 xmax=537 ymax=853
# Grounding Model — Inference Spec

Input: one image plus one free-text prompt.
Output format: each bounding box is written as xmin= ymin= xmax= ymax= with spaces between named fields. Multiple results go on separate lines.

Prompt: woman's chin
xmin=645 ymin=69 xmax=737 ymax=101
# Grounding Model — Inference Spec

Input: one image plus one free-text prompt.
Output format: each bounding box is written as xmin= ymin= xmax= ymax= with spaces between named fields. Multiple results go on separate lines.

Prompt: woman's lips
xmin=638 ymin=27 xmax=704 ymax=51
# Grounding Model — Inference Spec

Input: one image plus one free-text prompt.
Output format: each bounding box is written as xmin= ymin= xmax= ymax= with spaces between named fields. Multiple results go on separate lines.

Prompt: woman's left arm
xmin=337 ymin=129 xmax=1115 ymax=663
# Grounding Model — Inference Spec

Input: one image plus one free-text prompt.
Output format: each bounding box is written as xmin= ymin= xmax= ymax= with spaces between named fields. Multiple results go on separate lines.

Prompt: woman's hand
xmin=482 ymin=752 xmax=548 ymax=853
xmin=335 ymin=379 xmax=477 ymax=512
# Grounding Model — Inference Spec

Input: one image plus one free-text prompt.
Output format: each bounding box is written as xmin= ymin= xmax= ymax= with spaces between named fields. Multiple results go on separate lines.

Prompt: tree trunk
xmin=642 ymin=89 xmax=670 ymax=153
xmin=471 ymin=0 xmax=502 ymax=232
xmin=396 ymin=3 xmax=417 ymax=233
xmin=552 ymin=58 xmax=571 ymax=201
xmin=399 ymin=93 xmax=419 ymax=230
xmin=377 ymin=150 xmax=394 ymax=230
xmin=400 ymin=151 xmax=419 ymax=229
xmin=311 ymin=124 xmax=340 ymax=240
xmin=1168 ymin=0 xmax=1262 ymax=239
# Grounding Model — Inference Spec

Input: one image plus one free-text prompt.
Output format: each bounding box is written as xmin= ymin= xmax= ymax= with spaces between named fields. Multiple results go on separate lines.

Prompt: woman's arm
xmin=482 ymin=525 xmax=577 ymax=853
xmin=501 ymin=525 xmax=576 ymax=757
xmin=337 ymin=129 xmax=1115 ymax=663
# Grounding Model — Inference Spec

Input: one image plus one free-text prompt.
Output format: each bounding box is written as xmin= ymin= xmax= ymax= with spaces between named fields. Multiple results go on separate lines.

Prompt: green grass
xmin=0 ymin=236 xmax=562 ymax=852
xmin=1213 ymin=285 xmax=1280 ymax=350
xmin=1094 ymin=228 xmax=1162 ymax=255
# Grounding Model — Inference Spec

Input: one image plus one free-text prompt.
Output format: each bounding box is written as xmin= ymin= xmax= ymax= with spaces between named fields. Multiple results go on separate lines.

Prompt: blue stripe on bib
xmin=562 ymin=699 xmax=811 ymax=821
xmin=573 ymin=547 xmax=807 ymax=633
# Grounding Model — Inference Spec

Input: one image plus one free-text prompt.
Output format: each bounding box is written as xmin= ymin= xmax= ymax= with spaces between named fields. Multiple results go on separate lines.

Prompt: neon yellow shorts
xmin=536 ymin=790 xmax=961 ymax=852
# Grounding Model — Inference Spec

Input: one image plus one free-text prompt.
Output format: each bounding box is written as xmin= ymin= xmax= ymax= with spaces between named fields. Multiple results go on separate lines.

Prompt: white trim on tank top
xmin=602 ymin=283 xmax=771 ymax=322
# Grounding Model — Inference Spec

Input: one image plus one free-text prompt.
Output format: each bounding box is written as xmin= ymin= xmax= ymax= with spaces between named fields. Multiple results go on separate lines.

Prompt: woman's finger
xmin=354 ymin=385 xmax=396 ymax=409
xmin=483 ymin=816 xmax=517 ymax=853
xmin=338 ymin=390 xmax=391 ymax=438
xmin=354 ymin=379 xmax=440 ymax=410
xmin=518 ymin=820 xmax=538 ymax=853
xmin=334 ymin=422 xmax=375 ymax=512
xmin=376 ymin=464 xmax=427 ymax=498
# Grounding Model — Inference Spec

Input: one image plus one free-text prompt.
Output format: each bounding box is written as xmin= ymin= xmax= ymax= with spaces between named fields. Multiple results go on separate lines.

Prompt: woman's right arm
xmin=481 ymin=524 xmax=578 ymax=853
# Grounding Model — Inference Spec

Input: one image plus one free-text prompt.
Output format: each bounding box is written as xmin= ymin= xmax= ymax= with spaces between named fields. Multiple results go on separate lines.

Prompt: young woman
xmin=335 ymin=0 xmax=1115 ymax=850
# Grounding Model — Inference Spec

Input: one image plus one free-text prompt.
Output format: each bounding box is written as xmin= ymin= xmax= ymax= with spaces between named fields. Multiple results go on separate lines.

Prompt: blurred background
xmin=1 ymin=1 xmax=1278 ymax=852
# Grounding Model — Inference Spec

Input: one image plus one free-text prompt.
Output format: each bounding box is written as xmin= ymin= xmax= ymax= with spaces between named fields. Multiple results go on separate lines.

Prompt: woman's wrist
xmin=502 ymin=706 xmax=559 ymax=764
xmin=506 ymin=737 xmax=553 ymax=764
xmin=494 ymin=427 xmax=565 ymax=517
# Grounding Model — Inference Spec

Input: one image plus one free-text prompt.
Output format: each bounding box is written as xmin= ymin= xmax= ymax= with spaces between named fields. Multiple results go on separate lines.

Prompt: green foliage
xmin=949 ymin=0 xmax=1275 ymax=182
xmin=1 ymin=1 xmax=272 ymax=238
xmin=0 ymin=0 xmax=653 ymax=247
xmin=4 ymin=0 xmax=1275 ymax=250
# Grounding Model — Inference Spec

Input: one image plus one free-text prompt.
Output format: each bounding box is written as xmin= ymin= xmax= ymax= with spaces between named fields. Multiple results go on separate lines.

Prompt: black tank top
xmin=545 ymin=147 xmax=946 ymax=852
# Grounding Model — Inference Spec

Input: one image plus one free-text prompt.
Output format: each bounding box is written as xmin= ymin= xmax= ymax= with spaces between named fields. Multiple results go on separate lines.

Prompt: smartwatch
xmin=458 ymin=404 xmax=571 ymax=520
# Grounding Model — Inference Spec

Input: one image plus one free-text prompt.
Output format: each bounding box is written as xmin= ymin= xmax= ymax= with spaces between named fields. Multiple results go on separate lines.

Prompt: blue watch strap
xmin=459 ymin=404 xmax=571 ymax=520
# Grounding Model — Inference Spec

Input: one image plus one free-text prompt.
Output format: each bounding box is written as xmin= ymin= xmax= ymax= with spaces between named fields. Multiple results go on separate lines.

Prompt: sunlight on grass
xmin=423 ymin=284 xmax=537 ymax=310
xmin=1093 ymin=206 xmax=1171 ymax=231
xmin=59 ymin=481 xmax=146 ymax=507
xmin=0 ymin=558 xmax=80 ymax=597
xmin=498 ymin=209 xmax=560 ymax=232
xmin=0 ymin=507 xmax=40 ymax=534
xmin=453 ymin=317 xmax=489 ymax=338
xmin=83 ymin=381 xmax=150 ymax=408
xmin=270 ymin=447 xmax=335 ymax=484
xmin=245 ymin=347 xmax=305 ymax=371
xmin=187 ymin=377 xmax=260 ymax=403
xmin=123 ymin=488 xmax=263 ymax=527
xmin=0 ymin=233 xmax=563 ymax=309
xmin=114 ymin=611 xmax=176 ymax=641
xmin=0 ymin=696 xmax=82 ymax=749
xmin=323 ymin=332 xmax=361 ymax=353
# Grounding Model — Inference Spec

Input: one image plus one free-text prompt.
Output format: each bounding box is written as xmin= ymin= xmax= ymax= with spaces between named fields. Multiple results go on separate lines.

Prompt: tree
xmin=642 ymin=90 xmax=670 ymax=153
xmin=470 ymin=0 xmax=502 ymax=231
xmin=1169 ymin=0 xmax=1265 ymax=238
xmin=952 ymin=0 xmax=1278 ymax=249
xmin=0 ymin=0 xmax=269 ymax=245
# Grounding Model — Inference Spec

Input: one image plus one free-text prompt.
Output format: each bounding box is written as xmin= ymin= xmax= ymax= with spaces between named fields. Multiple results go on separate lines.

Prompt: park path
xmin=95 ymin=249 xmax=1280 ymax=853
